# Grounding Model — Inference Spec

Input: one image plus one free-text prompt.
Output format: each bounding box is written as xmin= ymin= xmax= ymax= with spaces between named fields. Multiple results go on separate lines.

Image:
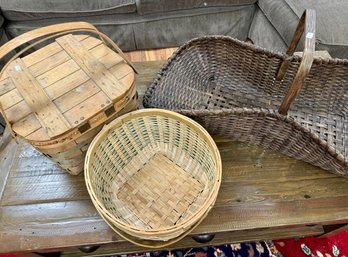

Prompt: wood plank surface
xmin=1 ymin=61 xmax=348 ymax=255
xmin=0 ymin=77 xmax=15 ymax=95
xmin=63 ymin=91 xmax=110 ymax=127
xmin=36 ymin=59 xmax=80 ymax=88
xmin=61 ymin=225 xmax=324 ymax=257
xmin=56 ymin=35 xmax=128 ymax=99
xmin=124 ymin=48 xmax=177 ymax=62
xmin=22 ymin=42 xmax=63 ymax=67
xmin=5 ymin=100 xmax=33 ymax=124
xmin=45 ymin=70 xmax=90 ymax=100
xmin=54 ymin=80 xmax=100 ymax=113
xmin=28 ymin=50 xmax=71 ymax=77
xmin=89 ymin=44 xmax=113 ymax=59
xmin=7 ymin=59 xmax=71 ymax=138
xmin=0 ymin=88 xmax=22 ymax=109
xmin=0 ymin=129 xmax=17 ymax=200
xmin=25 ymin=127 xmax=51 ymax=142
xmin=12 ymin=114 xmax=41 ymax=137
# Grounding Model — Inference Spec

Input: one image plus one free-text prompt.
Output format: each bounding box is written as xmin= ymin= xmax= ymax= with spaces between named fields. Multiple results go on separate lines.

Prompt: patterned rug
xmin=274 ymin=229 xmax=348 ymax=257
xmin=118 ymin=241 xmax=283 ymax=257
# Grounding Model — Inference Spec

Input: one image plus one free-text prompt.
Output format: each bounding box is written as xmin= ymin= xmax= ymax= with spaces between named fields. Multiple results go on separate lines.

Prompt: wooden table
xmin=1 ymin=61 xmax=348 ymax=256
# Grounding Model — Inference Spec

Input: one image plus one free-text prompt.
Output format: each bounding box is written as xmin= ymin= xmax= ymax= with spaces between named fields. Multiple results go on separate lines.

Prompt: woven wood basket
xmin=0 ymin=22 xmax=137 ymax=175
xmin=85 ymin=109 xmax=221 ymax=242
xmin=100 ymin=208 xmax=209 ymax=248
xmin=144 ymin=10 xmax=348 ymax=177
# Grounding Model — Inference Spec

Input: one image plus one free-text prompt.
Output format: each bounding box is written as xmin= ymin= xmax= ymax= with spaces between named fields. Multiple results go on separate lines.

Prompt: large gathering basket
xmin=0 ymin=22 xmax=137 ymax=175
xmin=85 ymin=109 xmax=221 ymax=244
xmin=144 ymin=9 xmax=348 ymax=177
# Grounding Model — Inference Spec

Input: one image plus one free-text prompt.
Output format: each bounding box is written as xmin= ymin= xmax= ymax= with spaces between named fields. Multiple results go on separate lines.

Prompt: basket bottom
xmin=113 ymin=152 xmax=205 ymax=229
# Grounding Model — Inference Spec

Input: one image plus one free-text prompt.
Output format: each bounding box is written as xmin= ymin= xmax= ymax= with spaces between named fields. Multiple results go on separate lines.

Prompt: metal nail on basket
xmin=85 ymin=109 xmax=222 ymax=246
xmin=143 ymin=9 xmax=348 ymax=177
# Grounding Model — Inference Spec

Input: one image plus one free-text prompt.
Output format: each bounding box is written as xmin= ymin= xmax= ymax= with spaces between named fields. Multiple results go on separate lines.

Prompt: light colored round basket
xmin=100 ymin=207 xmax=209 ymax=248
xmin=85 ymin=109 xmax=221 ymax=242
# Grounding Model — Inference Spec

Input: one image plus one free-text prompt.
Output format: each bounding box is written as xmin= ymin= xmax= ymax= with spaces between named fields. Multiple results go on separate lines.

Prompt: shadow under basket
xmin=143 ymin=9 xmax=348 ymax=177
xmin=85 ymin=109 xmax=221 ymax=243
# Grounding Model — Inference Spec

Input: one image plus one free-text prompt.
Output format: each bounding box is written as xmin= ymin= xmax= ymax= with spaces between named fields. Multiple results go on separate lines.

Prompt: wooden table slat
xmin=61 ymin=225 xmax=324 ymax=257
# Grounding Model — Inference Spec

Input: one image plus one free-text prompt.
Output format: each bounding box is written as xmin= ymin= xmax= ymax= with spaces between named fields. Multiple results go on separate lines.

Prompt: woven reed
xmin=100 ymin=205 xmax=209 ymax=248
xmin=85 ymin=109 xmax=221 ymax=241
xmin=143 ymin=11 xmax=348 ymax=177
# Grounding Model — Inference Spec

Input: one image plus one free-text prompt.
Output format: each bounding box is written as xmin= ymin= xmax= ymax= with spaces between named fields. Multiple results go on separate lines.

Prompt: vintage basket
xmin=85 ymin=109 xmax=221 ymax=242
xmin=144 ymin=10 xmax=348 ymax=178
xmin=100 ymin=208 xmax=209 ymax=248
xmin=0 ymin=22 xmax=138 ymax=175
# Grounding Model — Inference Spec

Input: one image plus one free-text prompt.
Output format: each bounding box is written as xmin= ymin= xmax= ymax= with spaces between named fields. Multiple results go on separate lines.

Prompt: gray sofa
xmin=0 ymin=0 xmax=255 ymax=52
xmin=249 ymin=0 xmax=348 ymax=59
xmin=0 ymin=0 xmax=347 ymax=57
xmin=0 ymin=0 xmax=347 ymax=133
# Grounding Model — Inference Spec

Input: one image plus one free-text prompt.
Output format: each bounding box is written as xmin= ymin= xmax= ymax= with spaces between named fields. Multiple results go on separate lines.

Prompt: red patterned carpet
xmin=275 ymin=229 xmax=348 ymax=257
xmin=1 ymin=230 xmax=348 ymax=257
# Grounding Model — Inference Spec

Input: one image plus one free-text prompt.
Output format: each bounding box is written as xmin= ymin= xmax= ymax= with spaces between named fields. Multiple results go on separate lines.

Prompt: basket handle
xmin=277 ymin=9 xmax=316 ymax=115
xmin=0 ymin=22 xmax=136 ymax=72
xmin=0 ymin=22 xmax=136 ymax=141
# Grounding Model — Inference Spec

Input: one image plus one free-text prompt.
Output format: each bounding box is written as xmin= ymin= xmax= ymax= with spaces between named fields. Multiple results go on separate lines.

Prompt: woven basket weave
xmin=85 ymin=109 xmax=221 ymax=242
xmin=144 ymin=10 xmax=348 ymax=177
xmin=100 ymin=206 xmax=209 ymax=248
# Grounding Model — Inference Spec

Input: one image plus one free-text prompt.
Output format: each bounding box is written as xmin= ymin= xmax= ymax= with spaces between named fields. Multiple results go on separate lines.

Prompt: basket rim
xmin=84 ymin=108 xmax=222 ymax=236
xmin=99 ymin=201 xmax=210 ymax=248
xmin=176 ymin=107 xmax=348 ymax=175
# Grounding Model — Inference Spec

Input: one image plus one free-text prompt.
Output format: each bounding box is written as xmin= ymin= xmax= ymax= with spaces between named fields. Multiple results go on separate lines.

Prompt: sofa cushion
xmin=137 ymin=0 xmax=256 ymax=15
xmin=248 ymin=6 xmax=287 ymax=53
xmin=4 ymin=5 xmax=255 ymax=51
xmin=258 ymin=0 xmax=348 ymax=58
xmin=134 ymin=5 xmax=255 ymax=49
xmin=0 ymin=0 xmax=136 ymax=21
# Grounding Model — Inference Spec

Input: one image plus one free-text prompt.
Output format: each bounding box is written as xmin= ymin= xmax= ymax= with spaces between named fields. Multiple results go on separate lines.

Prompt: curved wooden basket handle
xmin=0 ymin=22 xmax=136 ymax=141
xmin=277 ymin=9 xmax=316 ymax=115
xmin=0 ymin=22 xmax=135 ymax=71
xmin=0 ymin=22 xmax=95 ymax=60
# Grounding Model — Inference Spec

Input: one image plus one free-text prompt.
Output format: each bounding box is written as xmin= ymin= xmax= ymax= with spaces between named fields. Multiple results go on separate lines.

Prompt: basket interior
xmin=145 ymin=37 xmax=348 ymax=164
xmin=89 ymin=114 xmax=217 ymax=230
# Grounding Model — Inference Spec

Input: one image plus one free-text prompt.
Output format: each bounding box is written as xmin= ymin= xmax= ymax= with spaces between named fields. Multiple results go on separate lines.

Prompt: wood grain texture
xmin=1 ymin=61 xmax=348 ymax=254
xmin=7 ymin=59 xmax=71 ymax=138
xmin=278 ymin=9 xmax=316 ymax=115
xmin=61 ymin=225 xmax=324 ymax=257
xmin=0 ymin=88 xmax=22 ymax=109
xmin=124 ymin=48 xmax=177 ymax=62
xmin=0 ymin=129 xmax=17 ymax=199
xmin=36 ymin=59 xmax=80 ymax=88
xmin=56 ymin=35 xmax=127 ymax=99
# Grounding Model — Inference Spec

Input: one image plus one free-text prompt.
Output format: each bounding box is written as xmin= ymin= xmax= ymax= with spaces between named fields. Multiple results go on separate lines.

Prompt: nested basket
xmin=100 ymin=203 xmax=209 ymax=248
xmin=144 ymin=10 xmax=348 ymax=177
xmin=0 ymin=22 xmax=137 ymax=175
xmin=85 ymin=109 xmax=221 ymax=243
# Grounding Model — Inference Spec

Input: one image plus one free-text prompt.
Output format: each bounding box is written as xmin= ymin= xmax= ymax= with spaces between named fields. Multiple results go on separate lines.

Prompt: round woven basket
xmin=85 ymin=109 xmax=221 ymax=241
xmin=100 ymin=208 xmax=209 ymax=248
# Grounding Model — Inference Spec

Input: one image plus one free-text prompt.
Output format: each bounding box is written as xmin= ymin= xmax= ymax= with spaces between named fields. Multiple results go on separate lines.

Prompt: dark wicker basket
xmin=144 ymin=9 xmax=348 ymax=177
